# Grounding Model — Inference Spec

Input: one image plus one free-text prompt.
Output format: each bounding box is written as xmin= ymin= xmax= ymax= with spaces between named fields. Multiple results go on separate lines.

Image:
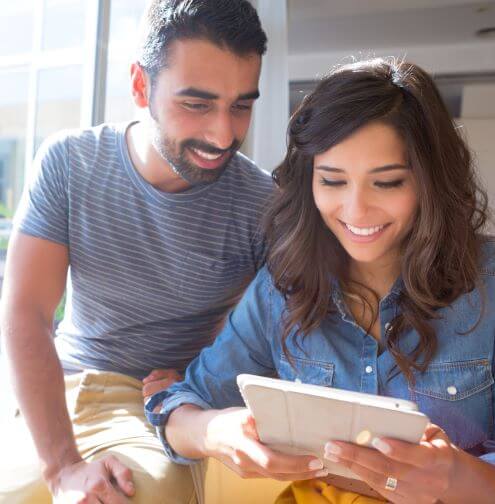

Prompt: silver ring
xmin=385 ymin=476 xmax=398 ymax=491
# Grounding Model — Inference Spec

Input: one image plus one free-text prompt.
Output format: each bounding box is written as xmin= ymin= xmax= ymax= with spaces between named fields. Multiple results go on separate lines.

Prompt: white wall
xmin=459 ymin=119 xmax=495 ymax=213
xmin=459 ymin=83 xmax=495 ymax=217
xmin=244 ymin=0 xmax=289 ymax=172
xmin=288 ymin=40 xmax=495 ymax=81
xmin=462 ymin=83 xmax=495 ymax=119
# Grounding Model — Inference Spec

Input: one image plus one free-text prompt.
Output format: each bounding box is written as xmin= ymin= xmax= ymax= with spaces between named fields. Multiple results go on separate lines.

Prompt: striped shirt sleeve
xmin=14 ymin=133 xmax=70 ymax=246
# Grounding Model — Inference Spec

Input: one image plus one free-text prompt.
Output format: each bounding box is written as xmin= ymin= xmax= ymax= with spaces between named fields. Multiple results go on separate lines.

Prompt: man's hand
xmin=142 ymin=369 xmax=182 ymax=399
xmin=49 ymin=455 xmax=135 ymax=504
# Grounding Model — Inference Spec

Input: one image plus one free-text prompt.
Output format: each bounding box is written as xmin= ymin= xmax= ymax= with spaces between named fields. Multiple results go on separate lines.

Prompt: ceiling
xmin=288 ymin=0 xmax=495 ymax=54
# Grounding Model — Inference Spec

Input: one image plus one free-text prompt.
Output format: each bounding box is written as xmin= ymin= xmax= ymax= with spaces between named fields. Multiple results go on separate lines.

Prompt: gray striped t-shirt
xmin=14 ymin=122 xmax=273 ymax=379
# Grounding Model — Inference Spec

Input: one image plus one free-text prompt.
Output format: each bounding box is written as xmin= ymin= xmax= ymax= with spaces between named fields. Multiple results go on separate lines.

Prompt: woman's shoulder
xmin=479 ymin=235 xmax=495 ymax=276
xmin=249 ymin=265 xmax=278 ymax=299
xmin=252 ymin=264 xmax=274 ymax=287
xmin=251 ymin=265 xmax=286 ymax=304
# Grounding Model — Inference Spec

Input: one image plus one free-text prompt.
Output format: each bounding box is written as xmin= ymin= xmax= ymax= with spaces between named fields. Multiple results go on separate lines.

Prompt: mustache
xmin=181 ymin=138 xmax=241 ymax=156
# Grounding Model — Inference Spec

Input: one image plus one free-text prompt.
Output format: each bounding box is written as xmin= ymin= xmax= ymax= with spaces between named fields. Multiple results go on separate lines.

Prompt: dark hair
xmin=264 ymin=58 xmax=489 ymax=382
xmin=138 ymin=0 xmax=267 ymax=81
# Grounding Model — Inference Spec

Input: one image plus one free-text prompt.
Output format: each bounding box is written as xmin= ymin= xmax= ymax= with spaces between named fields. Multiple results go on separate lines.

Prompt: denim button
xmin=447 ymin=386 xmax=457 ymax=396
xmin=365 ymin=365 xmax=373 ymax=374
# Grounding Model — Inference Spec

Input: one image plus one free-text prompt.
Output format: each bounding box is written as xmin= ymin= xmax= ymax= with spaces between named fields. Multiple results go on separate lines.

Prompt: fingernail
xmin=315 ymin=469 xmax=329 ymax=477
xmin=308 ymin=458 xmax=324 ymax=470
xmin=372 ymin=437 xmax=392 ymax=455
xmin=324 ymin=453 xmax=340 ymax=463
xmin=324 ymin=441 xmax=342 ymax=456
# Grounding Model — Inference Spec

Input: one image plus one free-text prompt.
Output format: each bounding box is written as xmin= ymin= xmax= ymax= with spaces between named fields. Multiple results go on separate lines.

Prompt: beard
xmin=150 ymin=120 xmax=240 ymax=185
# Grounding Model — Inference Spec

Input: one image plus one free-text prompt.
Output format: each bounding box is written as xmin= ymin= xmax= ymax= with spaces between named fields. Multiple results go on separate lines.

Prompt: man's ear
xmin=130 ymin=62 xmax=149 ymax=108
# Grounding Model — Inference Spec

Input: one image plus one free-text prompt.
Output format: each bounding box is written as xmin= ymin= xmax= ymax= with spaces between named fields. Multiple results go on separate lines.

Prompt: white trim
xmin=81 ymin=0 xmax=111 ymax=128
xmin=35 ymin=48 xmax=84 ymax=68
xmin=0 ymin=54 xmax=33 ymax=69
xmin=0 ymin=50 xmax=83 ymax=71
xmin=247 ymin=0 xmax=289 ymax=172
xmin=23 ymin=0 xmax=44 ymax=180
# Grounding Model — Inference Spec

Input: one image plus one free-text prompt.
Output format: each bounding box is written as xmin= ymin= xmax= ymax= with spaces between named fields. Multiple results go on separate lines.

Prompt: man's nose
xmin=204 ymin=111 xmax=235 ymax=150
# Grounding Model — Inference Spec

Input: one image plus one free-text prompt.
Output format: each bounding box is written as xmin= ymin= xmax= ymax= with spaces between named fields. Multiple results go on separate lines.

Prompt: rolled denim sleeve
xmin=145 ymin=266 xmax=277 ymax=463
xmin=480 ymin=343 xmax=495 ymax=466
xmin=480 ymin=442 xmax=495 ymax=465
xmin=146 ymin=391 xmax=212 ymax=464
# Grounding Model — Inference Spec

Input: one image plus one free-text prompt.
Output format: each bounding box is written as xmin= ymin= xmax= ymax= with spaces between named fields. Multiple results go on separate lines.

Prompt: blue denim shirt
xmin=146 ymin=238 xmax=495 ymax=467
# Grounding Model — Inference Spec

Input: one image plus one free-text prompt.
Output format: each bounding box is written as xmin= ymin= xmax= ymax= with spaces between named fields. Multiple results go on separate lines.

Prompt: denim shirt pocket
xmin=277 ymin=354 xmax=335 ymax=387
xmin=409 ymin=359 xmax=494 ymax=449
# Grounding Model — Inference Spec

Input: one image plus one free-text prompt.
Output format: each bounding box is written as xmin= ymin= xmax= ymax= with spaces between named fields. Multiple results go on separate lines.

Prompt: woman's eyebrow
xmin=315 ymin=164 xmax=409 ymax=173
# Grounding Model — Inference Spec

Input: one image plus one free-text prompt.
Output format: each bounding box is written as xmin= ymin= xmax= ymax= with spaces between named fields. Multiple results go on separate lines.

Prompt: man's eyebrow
xmin=175 ymin=87 xmax=219 ymax=99
xmin=238 ymin=90 xmax=260 ymax=101
xmin=175 ymin=87 xmax=260 ymax=101
xmin=315 ymin=163 xmax=409 ymax=174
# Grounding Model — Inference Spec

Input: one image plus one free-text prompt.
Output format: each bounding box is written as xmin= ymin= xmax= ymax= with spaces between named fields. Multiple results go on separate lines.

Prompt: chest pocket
xmin=278 ymin=354 xmax=335 ymax=387
xmin=409 ymin=359 xmax=494 ymax=448
xmin=178 ymin=251 xmax=245 ymax=310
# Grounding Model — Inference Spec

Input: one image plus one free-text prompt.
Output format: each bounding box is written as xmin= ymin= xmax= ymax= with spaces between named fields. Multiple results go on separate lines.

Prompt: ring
xmin=385 ymin=476 xmax=398 ymax=491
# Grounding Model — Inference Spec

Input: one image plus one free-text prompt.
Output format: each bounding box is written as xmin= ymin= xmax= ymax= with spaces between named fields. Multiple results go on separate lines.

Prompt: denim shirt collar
xmin=330 ymin=275 xmax=403 ymax=321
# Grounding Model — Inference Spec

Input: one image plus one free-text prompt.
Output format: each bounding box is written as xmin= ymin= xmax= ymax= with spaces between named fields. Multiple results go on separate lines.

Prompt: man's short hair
xmin=138 ymin=0 xmax=267 ymax=81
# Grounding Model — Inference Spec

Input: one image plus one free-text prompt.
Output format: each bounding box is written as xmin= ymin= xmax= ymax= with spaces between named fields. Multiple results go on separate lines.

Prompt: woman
xmin=145 ymin=58 xmax=495 ymax=503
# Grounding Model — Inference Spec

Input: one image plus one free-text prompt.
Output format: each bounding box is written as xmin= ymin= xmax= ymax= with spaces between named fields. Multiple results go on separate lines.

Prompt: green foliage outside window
xmin=55 ymin=293 xmax=66 ymax=323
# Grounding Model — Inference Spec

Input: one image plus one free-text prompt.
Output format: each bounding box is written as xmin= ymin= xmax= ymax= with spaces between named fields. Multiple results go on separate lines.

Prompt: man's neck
xmin=125 ymin=121 xmax=191 ymax=193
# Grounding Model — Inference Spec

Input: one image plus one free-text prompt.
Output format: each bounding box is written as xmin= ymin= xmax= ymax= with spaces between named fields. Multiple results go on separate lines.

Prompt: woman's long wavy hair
xmin=264 ymin=58 xmax=489 ymax=382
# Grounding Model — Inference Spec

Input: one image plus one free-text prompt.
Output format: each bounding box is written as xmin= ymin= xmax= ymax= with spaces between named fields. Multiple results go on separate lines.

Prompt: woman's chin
xmin=339 ymin=242 xmax=391 ymax=265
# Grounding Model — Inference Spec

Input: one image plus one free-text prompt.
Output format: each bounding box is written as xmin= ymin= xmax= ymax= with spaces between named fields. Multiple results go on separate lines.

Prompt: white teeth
xmin=345 ymin=223 xmax=385 ymax=236
xmin=191 ymin=148 xmax=223 ymax=160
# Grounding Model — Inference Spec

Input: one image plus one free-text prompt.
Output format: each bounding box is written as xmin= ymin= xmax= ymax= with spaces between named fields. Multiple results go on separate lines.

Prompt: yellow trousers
xmin=0 ymin=370 xmax=197 ymax=504
xmin=275 ymin=480 xmax=386 ymax=504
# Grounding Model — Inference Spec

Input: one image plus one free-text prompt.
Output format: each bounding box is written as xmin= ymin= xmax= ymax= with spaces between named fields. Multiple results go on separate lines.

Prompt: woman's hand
xmin=176 ymin=406 xmax=329 ymax=481
xmin=323 ymin=423 xmax=495 ymax=503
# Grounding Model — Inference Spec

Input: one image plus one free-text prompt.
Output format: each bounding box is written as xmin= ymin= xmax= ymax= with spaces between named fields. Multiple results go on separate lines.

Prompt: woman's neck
xmin=348 ymin=257 xmax=400 ymax=300
xmin=341 ymin=258 xmax=400 ymax=341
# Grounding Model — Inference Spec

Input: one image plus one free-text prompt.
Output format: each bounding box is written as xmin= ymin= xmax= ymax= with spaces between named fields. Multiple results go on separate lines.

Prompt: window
xmin=105 ymin=0 xmax=143 ymax=123
xmin=0 ymin=0 xmax=97 ymax=285
xmin=0 ymin=70 xmax=28 ymax=220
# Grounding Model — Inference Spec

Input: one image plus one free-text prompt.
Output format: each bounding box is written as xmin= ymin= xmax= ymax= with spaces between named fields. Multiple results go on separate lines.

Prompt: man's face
xmin=146 ymin=38 xmax=261 ymax=184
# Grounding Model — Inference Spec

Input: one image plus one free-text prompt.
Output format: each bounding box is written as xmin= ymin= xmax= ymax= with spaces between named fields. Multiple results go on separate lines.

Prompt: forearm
xmin=165 ymin=404 xmax=217 ymax=460
xmin=2 ymin=312 xmax=81 ymax=482
xmin=447 ymin=449 xmax=495 ymax=503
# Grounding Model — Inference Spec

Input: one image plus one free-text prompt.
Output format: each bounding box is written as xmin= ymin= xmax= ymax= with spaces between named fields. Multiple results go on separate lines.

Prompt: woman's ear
xmin=130 ymin=62 xmax=149 ymax=108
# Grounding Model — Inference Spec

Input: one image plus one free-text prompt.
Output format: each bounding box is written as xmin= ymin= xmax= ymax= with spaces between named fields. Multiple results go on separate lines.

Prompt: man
xmin=0 ymin=1 xmax=271 ymax=502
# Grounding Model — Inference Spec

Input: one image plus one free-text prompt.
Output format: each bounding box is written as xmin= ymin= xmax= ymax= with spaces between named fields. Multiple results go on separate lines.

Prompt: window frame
xmin=0 ymin=0 xmax=111 ymax=188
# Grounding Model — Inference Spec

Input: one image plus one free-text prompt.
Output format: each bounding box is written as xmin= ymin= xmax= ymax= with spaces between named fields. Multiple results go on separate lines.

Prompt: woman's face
xmin=312 ymin=122 xmax=418 ymax=269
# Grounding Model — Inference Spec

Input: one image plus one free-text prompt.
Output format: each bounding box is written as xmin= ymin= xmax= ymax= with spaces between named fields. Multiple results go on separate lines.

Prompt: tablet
xmin=237 ymin=374 xmax=429 ymax=480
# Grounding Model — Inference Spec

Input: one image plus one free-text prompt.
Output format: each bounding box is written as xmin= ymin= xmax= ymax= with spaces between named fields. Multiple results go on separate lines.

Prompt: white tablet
xmin=237 ymin=374 xmax=429 ymax=480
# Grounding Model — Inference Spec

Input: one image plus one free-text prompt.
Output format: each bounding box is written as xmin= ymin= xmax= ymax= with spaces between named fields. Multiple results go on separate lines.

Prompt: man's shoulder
xmin=29 ymin=123 xmax=131 ymax=194
xmin=40 ymin=122 xmax=126 ymax=156
xmin=227 ymin=152 xmax=274 ymax=194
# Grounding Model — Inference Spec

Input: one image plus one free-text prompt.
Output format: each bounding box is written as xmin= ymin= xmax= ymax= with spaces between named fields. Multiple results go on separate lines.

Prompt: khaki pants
xmin=0 ymin=370 xmax=200 ymax=504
